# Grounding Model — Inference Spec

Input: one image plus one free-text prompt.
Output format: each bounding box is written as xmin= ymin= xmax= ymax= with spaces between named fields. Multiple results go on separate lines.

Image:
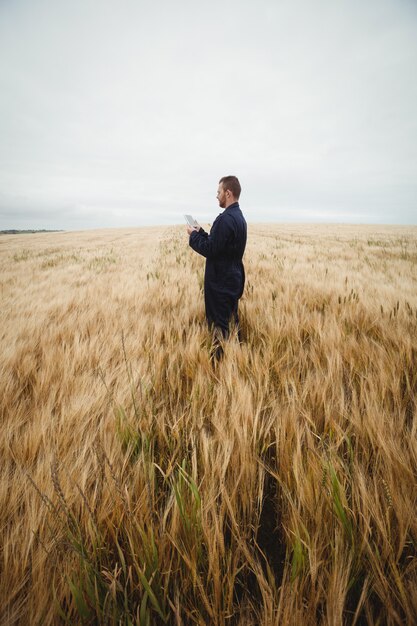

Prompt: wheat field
xmin=1 ymin=223 xmax=416 ymax=625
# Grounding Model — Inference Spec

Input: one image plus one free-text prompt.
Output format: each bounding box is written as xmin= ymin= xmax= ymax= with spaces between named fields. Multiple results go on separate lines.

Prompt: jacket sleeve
xmin=196 ymin=226 xmax=209 ymax=240
xmin=189 ymin=216 xmax=232 ymax=259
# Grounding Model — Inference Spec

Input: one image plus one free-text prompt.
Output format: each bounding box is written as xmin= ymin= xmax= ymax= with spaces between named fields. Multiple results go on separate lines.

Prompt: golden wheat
xmin=0 ymin=223 xmax=416 ymax=625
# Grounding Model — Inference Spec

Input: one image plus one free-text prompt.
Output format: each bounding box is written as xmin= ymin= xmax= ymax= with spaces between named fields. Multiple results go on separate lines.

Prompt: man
xmin=187 ymin=176 xmax=247 ymax=353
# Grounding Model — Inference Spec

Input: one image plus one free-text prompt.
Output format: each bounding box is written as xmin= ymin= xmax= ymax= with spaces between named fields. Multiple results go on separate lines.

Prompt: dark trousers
xmin=205 ymin=288 xmax=240 ymax=336
xmin=205 ymin=288 xmax=241 ymax=359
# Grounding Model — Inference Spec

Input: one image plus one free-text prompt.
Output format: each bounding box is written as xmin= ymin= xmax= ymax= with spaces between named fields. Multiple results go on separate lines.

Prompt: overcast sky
xmin=1 ymin=0 xmax=416 ymax=230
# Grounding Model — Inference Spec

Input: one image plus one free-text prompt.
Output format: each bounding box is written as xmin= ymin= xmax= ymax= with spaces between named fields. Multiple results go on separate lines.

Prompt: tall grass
xmin=1 ymin=224 xmax=416 ymax=625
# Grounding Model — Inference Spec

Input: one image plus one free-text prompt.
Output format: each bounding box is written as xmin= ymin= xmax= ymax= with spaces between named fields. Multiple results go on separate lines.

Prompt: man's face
xmin=216 ymin=184 xmax=227 ymax=209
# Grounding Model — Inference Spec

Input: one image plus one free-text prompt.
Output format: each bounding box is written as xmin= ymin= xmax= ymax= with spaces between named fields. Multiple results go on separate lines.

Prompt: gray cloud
xmin=1 ymin=0 xmax=416 ymax=230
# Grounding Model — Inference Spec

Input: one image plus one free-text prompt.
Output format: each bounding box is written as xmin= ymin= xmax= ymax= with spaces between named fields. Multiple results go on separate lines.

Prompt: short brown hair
xmin=219 ymin=175 xmax=241 ymax=200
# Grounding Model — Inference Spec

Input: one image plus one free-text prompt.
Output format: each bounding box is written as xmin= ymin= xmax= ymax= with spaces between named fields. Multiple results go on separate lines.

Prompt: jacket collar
xmin=225 ymin=202 xmax=239 ymax=211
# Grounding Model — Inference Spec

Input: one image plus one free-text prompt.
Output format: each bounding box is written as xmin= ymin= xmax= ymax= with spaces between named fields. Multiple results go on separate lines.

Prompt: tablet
xmin=184 ymin=214 xmax=198 ymax=227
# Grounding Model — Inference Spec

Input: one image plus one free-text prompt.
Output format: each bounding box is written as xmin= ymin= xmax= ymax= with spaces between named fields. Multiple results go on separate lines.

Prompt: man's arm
xmin=189 ymin=215 xmax=231 ymax=259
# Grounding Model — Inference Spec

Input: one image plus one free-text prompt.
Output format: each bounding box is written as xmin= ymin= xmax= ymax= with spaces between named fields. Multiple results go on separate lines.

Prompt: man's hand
xmin=186 ymin=224 xmax=200 ymax=235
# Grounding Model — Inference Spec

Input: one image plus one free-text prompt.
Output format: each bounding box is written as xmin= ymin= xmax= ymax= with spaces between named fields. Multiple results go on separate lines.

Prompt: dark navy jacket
xmin=189 ymin=202 xmax=247 ymax=303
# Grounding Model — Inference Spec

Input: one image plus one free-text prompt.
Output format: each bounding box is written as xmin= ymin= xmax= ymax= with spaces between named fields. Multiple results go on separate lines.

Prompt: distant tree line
xmin=0 ymin=229 xmax=64 ymax=235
